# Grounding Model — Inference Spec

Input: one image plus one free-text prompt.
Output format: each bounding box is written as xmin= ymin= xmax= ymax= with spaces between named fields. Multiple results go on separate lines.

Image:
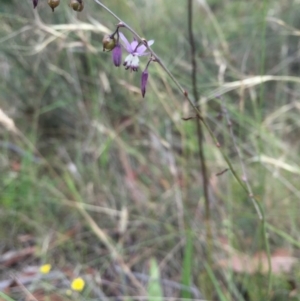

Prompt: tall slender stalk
xmin=187 ymin=0 xmax=212 ymax=298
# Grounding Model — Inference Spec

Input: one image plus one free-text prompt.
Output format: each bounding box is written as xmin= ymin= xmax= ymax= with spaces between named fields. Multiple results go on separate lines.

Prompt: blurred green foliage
xmin=1 ymin=0 xmax=300 ymax=300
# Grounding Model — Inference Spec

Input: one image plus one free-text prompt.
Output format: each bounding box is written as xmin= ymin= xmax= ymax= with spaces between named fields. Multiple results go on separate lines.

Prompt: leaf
xmin=181 ymin=231 xmax=193 ymax=299
xmin=205 ymin=263 xmax=228 ymax=301
xmin=147 ymin=258 xmax=163 ymax=301
xmin=0 ymin=291 xmax=15 ymax=301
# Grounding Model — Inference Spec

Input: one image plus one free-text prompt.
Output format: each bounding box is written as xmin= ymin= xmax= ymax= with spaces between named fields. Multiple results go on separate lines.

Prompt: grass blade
xmin=148 ymin=258 xmax=163 ymax=301
xmin=181 ymin=231 xmax=193 ymax=299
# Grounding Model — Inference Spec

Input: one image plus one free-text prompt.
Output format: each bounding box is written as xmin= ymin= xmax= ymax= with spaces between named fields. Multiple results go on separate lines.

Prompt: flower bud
xmin=112 ymin=44 xmax=122 ymax=67
xmin=69 ymin=0 xmax=84 ymax=12
xmin=102 ymin=35 xmax=116 ymax=52
xmin=48 ymin=0 xmax=60 ymax=12
xmin=33 ymin=0 xmax=38 ymax=8
xmin=141 ymin=69 xmax=149 ymax=98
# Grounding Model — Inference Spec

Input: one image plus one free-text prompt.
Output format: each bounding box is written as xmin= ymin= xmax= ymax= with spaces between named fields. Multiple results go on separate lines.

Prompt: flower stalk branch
xmin=93 ymin=0 xmax=265 ymax=223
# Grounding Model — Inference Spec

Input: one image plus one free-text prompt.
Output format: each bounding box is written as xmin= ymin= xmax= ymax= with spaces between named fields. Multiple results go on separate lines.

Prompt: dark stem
xmin=188 ymin=2 xmax=199 ymax=102
xmin=187 ymin=0 xmax=212 ymax=298
xmin=110 ymin=27 xmax=119 ymax=41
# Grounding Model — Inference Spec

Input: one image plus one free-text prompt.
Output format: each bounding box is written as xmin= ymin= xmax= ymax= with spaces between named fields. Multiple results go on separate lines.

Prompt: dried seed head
xmin=69 ymin=0 xmax=84 ymax=12
xmin=47 ymin=0 xmax=60 ymax=12
xmin=102 ymin=35 xmax=116 ymax=52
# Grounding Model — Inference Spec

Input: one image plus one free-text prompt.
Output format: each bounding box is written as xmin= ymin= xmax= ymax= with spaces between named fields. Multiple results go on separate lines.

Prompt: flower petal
xmin=131 ymin=56 xmax=139 ymax=69
xmin=124 ymin=54 xmax=133 ymax=67
xmin=136 ymin=52 xmax=150 ymax=57
xmin=119 ymin=32 xmax=132 ymax=53
xmin=71 ymin=278 xmax=85 ymax=292
xmin=147 ymin=40 xmax=155 ymax=46
xmin=135 ymin=40 xmax=154 ymax=55
xmin=40 ymin=264 xmax=51 ymax=274
xmin=130 ymin=40 xmax=138 ymax=52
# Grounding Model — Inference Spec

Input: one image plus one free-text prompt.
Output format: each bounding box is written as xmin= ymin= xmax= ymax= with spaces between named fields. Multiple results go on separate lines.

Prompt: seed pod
xmin=47 ymin=0 xmax=60 ymax=12
xmin=102 ymin=35 xmax=116 ymax=52
xmin=70 ymin=0 xmax=84 ymax=12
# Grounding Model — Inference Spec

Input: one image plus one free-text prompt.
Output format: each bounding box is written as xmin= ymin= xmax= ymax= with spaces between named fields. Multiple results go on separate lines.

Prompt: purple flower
xmin=33 ymin=0 xmax=38 ymax=8
xmin=141 ymin=69 xmax=149 ymax=98
xmin=119 ymin=32 xmax=154 ymax=72
xmin=112 ymin=43 xmax=122 ymax=67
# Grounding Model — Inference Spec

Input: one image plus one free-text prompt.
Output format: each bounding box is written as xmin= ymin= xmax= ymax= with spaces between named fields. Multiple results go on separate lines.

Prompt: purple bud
xmin=33 ymin=0 xmax=38 ymax=8
xmin=141 ymin=69 xmax=149 ymax=98
xmin=112 ymin=44 xmax=122 ymax=67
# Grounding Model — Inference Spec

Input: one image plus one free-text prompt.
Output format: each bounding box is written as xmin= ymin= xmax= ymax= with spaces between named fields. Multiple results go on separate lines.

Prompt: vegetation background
xmin=1 ymin=0 xmax=300 ymax=300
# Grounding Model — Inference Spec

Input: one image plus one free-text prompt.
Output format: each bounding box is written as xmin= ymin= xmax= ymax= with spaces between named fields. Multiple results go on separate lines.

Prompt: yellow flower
xmin=39 ymin=264 xmax=52 ymax=274
xmin=71 ymin=277 xmax=85 ymax=292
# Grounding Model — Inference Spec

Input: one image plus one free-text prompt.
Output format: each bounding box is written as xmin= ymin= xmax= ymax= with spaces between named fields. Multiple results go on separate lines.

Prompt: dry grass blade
xmin=0 ymin=108 xmax=17 ymax=134
xmin=63 ymin=199 xmax=123 ymax=217
xmin=250 ymin=155 xmax=300 ymax=174
xmin=267 ymin=16 xmax=300 ymax=35
xmin=74 ymin=203 xmax=146 ymax=294
xmin=218 ymin=252 xmax=298 ymax=275
xmin=205 ymin=75 xmax=300 ymax=101
xmin=27 ymin=15 xmax=110 ymax=55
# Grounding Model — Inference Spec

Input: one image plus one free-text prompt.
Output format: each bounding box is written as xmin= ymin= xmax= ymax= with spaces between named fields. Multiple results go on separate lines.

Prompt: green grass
xmin=148 ymin=258 xmax=163 ymax=301
xmin=1 ymin=0 xmax=300 ymax=300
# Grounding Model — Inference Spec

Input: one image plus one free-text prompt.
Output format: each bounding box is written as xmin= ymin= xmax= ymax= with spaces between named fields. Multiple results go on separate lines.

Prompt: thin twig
xmin=75 ymin=203 xmax=147 ymax=294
